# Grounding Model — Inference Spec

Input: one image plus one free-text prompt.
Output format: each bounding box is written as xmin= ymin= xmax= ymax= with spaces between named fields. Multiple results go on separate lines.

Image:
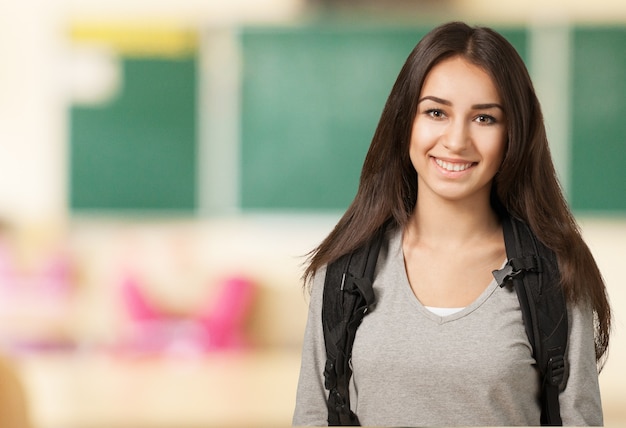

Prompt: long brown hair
xmin=304 ymin=21 xmax=610 ymax=365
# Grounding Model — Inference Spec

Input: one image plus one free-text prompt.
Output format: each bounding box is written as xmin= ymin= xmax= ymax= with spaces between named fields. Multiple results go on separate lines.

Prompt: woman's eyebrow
xmin=418 ymin=95 xmax=451 ymax=105
xmin=418 ymin=96 xmax=503 ymax=111
xmin=472 ymin=103 xmax=504 ymax=111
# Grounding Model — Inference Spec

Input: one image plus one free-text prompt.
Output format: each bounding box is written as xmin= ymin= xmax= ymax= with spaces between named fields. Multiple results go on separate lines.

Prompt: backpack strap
xmin=494 ymin=214 xmax=568 ymax=426
xmin=322 ymin=225 xmax=386 ymax=426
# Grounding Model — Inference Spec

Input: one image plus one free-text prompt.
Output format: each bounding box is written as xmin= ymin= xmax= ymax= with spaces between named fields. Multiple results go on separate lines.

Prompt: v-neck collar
xmin=389 ymin=227 xmax=505 ymax=325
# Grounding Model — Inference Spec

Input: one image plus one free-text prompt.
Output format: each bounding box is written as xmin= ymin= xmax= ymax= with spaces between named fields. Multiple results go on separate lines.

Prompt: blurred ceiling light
xmin=65 ymin=45 xmax=121 ymax=106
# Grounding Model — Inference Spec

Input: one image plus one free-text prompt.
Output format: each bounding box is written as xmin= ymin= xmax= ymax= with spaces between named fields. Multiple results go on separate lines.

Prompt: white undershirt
xmin=424 ymin=306 xmax=465 ymax=316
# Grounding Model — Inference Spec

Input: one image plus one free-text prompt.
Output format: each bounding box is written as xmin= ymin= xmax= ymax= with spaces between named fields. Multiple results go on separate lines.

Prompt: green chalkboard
xmin=70 ymin=57 xmax=197 ymax=212
xmin=240 ymin=25 xmax=527 ymax=211
xmin=571 ymin=27 xmax=626 ymax=212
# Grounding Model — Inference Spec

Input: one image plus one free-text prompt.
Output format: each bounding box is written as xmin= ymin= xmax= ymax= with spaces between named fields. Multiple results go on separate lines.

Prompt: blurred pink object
xmin=120 ymin=275 xmax=162 ymax=323
xmin=0 ymin=243 xmax=75 ymax=353
xmin=198 ymin=276 xmax=257 ymax=349
xmin=119 ymin=274 xmax=256 ymax=355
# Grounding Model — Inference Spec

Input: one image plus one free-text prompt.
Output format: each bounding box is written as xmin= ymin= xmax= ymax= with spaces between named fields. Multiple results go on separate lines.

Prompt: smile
xmin=434 ymin=158 xmax=475 ymax=172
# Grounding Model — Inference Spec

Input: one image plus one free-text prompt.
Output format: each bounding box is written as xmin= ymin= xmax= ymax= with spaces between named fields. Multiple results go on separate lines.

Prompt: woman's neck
xmin=405 ymin=195 xmax=501 ymax=249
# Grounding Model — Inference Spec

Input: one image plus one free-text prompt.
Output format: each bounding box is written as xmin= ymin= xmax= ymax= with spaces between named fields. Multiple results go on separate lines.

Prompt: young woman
xmin=293 ymin=21 xmax=611 ymax=426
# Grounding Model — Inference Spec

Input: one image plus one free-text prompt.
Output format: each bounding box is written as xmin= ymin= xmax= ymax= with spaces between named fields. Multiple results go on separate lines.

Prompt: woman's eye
xmin=426 ymin=109 xmax=445 ymax=119
xmin=475 ymin=114 xmax=496 ymax=124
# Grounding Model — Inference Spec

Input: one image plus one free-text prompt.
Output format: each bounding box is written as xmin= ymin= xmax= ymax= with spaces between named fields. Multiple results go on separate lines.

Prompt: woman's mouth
xmin=434 ymin=158 xmax=475 ymax=172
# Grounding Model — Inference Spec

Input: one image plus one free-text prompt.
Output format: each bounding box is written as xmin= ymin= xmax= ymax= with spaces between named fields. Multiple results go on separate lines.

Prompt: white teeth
xmin=435 ymin=159 xmax=473 ymax=172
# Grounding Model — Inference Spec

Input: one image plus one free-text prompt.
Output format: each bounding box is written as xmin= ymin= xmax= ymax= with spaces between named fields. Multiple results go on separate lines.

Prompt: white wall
xmin=0 ymin=0 xmax=67 ymax=225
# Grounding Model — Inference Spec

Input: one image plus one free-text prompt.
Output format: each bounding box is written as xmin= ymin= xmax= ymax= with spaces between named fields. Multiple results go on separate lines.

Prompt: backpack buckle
xmin=324 ymin=359 xmax=338 ymax=390
xmin=493 ymin=263 xmax=522 ymax=287
xmin=493 ymin=256 xmax=540 ymax=288
xmin=546 ymin=354 xmax=565 ymax=386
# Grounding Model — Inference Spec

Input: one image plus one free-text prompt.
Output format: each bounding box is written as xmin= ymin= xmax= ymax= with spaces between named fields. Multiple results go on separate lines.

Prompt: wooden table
xmin=16 ymin=349 xmax=300 ymax=428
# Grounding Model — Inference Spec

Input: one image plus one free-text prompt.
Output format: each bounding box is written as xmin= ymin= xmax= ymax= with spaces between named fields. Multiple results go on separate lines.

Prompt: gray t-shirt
xmin=293 ymin=227 xmax=603 ymax=426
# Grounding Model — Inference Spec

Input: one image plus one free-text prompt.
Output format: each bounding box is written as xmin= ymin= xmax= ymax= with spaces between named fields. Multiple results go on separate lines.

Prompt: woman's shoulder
xmin=307 ymin=223 xmax=402 ymax=296
xmin=305 ymin=264 xmax=327 ymax=309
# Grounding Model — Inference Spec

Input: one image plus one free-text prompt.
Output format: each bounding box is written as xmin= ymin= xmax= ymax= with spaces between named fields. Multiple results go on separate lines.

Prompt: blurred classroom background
xmin=1 ymin=0 xmax=625 ymax=427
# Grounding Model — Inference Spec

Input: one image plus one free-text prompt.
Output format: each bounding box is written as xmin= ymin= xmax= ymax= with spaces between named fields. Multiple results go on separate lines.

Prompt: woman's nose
xmin=442 ymin=120 xmax=469 ymax=152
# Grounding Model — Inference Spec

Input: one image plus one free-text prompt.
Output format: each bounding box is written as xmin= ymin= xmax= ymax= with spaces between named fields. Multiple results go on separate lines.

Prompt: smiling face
xmin=409 ymin=55 xmax=507 ymax=207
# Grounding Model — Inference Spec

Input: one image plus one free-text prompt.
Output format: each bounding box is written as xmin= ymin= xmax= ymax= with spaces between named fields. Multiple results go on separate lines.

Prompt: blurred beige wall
xmin=454 ymin=0 xmax=626 ymax=23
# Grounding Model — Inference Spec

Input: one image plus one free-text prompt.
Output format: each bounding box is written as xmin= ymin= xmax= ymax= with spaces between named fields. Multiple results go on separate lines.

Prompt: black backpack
xmin=322 ymin=213 xmax=568 ymax=426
